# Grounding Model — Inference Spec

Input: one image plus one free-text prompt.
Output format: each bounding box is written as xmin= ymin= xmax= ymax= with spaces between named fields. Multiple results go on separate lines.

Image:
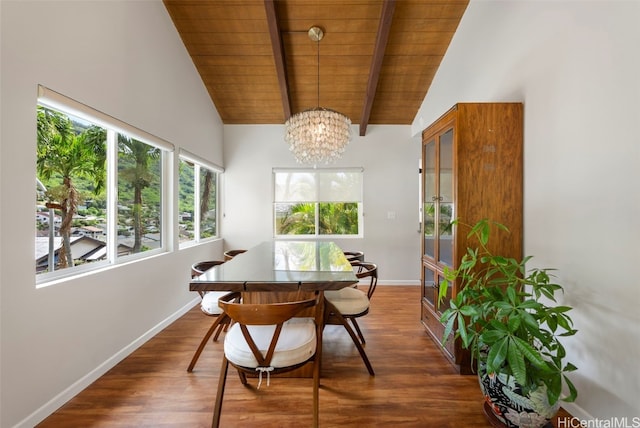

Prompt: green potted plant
xmin=439 ymin=219 xmax=578 ymax=428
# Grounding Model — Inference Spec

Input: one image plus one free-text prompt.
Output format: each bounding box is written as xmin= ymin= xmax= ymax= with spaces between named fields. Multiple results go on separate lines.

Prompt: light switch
xmin=387 ymin=211 xmax=396 ymax=220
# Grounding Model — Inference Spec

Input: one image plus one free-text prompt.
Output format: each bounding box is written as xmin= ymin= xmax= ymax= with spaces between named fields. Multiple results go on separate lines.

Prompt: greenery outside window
xmin=117 ymin=136 xmax=163 ymax=256
xmin=178 ymin=150 xmax=221 ymax=246
xmin=36 ymin=86 xmax=173 ymax=284
xmin=273 ymin=168 xmax=363 ymax=238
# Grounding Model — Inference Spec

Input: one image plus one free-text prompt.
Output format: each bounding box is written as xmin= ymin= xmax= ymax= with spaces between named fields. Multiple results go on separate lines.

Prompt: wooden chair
xmin=212 ymin=292 xmax=322 ymax=428
xmin=187 ymin=260 xmax=234 ymax=372
xmin=324 ymin=261 xmax=378 ymax=375
xmin=223 ymin=249 xmax=246 ymax=261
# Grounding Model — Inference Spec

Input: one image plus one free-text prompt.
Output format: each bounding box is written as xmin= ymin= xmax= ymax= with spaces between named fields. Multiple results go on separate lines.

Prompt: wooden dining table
xmin=189 ymin=240 xmax=358 ymax=293
xmin=189 ymin=240 xmax=362 ymax=377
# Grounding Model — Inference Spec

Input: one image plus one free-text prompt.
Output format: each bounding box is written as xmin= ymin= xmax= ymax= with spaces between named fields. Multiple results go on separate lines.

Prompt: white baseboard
xmin=375 ymin=280 xmax=420 ymax=286
xmin=14 ymin=298 xmax=200 ymax=428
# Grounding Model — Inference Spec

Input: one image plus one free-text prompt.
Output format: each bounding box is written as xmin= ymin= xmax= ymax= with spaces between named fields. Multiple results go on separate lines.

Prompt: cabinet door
xmin=422 ymin=139 xmax=437 ymax=259
xmin=438 ymin=128 xmax=454 ymax=267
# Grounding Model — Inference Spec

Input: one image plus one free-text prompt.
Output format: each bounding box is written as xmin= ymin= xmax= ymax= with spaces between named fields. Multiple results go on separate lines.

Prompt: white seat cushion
xmin=224 ymin=318 xmax=316 ymax=368
xmin=324 ymin=287 xmax=370 ymax=315
xmin=200 ymin=291 xmax=229 ymax=315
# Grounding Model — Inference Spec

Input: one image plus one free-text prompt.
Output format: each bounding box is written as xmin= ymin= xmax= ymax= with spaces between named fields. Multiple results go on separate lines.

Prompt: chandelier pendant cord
xmin=316 ymin=36 xmax=320 ymax=109
xmin=284 ymin=26 xmax=352 ymax=165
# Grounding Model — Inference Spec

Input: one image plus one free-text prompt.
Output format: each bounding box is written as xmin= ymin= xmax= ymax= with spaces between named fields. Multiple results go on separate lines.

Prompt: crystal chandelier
xmin=285 ymin=26 xmax=352 ymax=165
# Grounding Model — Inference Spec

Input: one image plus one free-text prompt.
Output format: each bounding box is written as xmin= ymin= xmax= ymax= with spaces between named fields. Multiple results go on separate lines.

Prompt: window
xmin=273 ymin=168 xmax=363 ymax=238
xmin=36 ymin=86 xmax=173 ymax=283
xmin=179 ymin=150 xmax=221 ymax=245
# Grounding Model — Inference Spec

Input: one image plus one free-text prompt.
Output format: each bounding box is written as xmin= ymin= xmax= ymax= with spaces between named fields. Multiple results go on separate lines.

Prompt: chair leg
xmin=343 ymin=317 xmax=375 ymax=376
xmin=211 ymin=356 xmax=229 ymax=428
xmin=237 ymin=369 xmax=248 ymax=385
xmin=350 ymin=318 xmax=366 ymax=345
xmin=325 ymin=302 xmax=375 ymax=376
xmin=187 ymin=314 xmax=227 ymax=372
xmin=313 ymin=358 xmax=320 ymax=428
xmin=212 ymin=316 xmax=230 ymax=342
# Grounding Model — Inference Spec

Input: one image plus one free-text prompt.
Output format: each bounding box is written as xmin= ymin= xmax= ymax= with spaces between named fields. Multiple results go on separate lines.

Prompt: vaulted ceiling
xmin=163 ymin=0 xmax=468 ymax=136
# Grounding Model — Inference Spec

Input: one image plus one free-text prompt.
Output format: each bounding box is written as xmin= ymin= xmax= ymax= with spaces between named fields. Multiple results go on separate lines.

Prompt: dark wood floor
xmin=37 ymin=286 xmax=571 ymax=427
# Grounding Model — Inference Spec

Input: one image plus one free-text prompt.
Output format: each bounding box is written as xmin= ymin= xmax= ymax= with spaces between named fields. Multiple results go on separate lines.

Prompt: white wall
xmin=412 ymin=0 xmax=640 ymax=420
xmin=223 ymin=125 xmax=421 ymax=283
xmin=0 ymin=1 xmax=224 ymax=426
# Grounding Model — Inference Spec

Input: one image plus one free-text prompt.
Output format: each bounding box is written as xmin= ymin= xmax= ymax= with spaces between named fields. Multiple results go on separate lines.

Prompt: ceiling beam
xmin=359 ymin=0 xmax=396 ymax=136
xmin=264 ymin=0 xmax=292 ymax=121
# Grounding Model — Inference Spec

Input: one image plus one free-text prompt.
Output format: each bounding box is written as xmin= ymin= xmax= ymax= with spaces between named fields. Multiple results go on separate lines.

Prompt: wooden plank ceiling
xmin=163 ymin=0 xmax=468 ymax=135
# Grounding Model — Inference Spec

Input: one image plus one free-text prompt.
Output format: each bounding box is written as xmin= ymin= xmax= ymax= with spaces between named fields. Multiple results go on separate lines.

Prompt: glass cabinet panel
xmin=435 ymin=272 xmax=451 ymax=315
xmin=423 ymin=140 xmax=436 ymax=258
xmin=438 ymin=129 xmax=454 ymax=267
xmin=423 ymin=265 xmax=436 ymax=306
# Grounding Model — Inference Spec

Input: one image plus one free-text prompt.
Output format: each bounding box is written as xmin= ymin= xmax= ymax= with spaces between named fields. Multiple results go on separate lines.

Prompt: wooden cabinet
xmin=420 ymin=103 xmax=523 ymax=374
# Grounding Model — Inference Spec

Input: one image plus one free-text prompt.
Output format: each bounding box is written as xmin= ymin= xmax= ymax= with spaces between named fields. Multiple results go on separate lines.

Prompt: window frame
xmin=178 ymin=149 xmax=223 ymax=248
xmin=272 ymin=167 xmax=364 ymax=239
xmin=36 ymin=85 xmax=174 ymax=286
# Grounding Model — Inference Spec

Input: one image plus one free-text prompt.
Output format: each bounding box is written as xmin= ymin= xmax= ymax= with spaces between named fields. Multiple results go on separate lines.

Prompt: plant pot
xmin=478 ymin=359 xmax=560 ymax=428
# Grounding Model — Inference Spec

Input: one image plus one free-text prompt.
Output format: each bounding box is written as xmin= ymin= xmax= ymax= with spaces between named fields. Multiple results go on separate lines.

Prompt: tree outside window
xmin=36 ymin=91 xmax=171 ymax=279
xmin=117 ymin=136 xmax=162 ymax=255
xmin=36 ymin=107 xmax=107 ymax=271
xmin=178 ymin=156 xmax=219 ymax=245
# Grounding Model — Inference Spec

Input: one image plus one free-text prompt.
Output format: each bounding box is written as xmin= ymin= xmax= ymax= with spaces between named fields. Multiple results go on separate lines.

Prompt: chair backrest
xmin=218 ymin=292 xmax=319 ymax=368
xmin=191 ymin=260 xmax=225 ymax=279
xmin=191 ymin=260 xmax=225 ymax=299
xmin=223 ymin=249 xmax=247 ymax=261
xmin=343 ymin=251 xmax=364 ymax=263
xmin=353 ymin=262 xmax=378 ymax=300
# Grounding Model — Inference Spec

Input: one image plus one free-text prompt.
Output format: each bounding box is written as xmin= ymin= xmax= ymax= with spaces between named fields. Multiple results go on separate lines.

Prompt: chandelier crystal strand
xmin=284 ymin=26 xmax=352 ymax=165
